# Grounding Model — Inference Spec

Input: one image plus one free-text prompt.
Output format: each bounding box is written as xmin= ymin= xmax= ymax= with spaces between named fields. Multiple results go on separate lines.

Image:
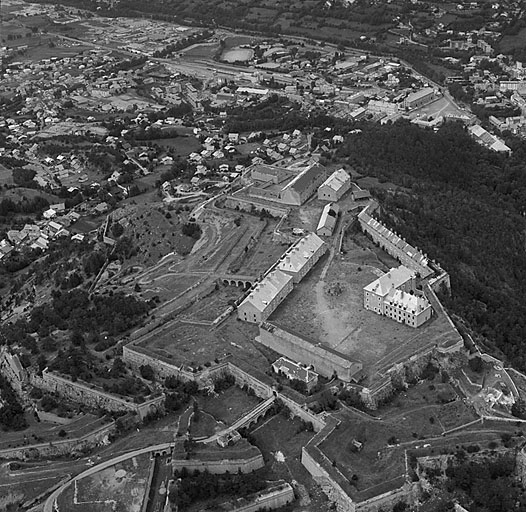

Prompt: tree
xmin=111 ymin=223 xmax=124 ymax=238
xmin=140 ymin=364 xmax=155 ymax=381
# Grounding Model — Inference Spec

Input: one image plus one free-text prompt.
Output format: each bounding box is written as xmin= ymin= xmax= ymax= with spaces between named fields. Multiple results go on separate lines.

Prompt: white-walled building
xmin=316 ymin=203 xmax=339 ymax=236
xmin=237 ymin=269 xmax=293 ymax=324
xmin=318 ymin=168 xmax=351 ymax=202
xmin=364 ymin=265 xmax=432 ymax=327
xmin=277 ymin=233 xmax=327 ymax=283
xmin=383 ymin=288 xmax=432 ymax=327
xmin=272 ymin=356 xmax=319 ymax=391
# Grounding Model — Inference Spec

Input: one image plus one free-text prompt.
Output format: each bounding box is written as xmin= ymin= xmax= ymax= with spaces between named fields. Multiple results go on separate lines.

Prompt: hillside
xmin=338 ymin=120 xmax=526 ymax=369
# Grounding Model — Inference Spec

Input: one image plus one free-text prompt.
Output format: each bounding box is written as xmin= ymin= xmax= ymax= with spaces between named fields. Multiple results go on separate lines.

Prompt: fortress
xmin=257 ymin=322 xmax=362 ymax=382
xmin=358 ymin=205 xmax=433 ymax=279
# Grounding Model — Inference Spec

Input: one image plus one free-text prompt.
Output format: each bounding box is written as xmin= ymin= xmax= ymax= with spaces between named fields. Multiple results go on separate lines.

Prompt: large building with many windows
xmin=237 ymin=269 xmax=293 ymax=324
xmin=364 ymin=265 xmax=432 ymax=327
xmin=277 ymin=233 xmax=327 ymax=283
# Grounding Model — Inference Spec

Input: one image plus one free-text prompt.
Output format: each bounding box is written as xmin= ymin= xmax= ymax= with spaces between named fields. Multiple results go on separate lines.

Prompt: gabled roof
xmin=364 ymin=266 xmax=415 ymax=297
xmin=241 ymin=269 xmax=293 ymax=313
xmin=358 ymin=208 xmax=430 ymax=271
xmin=281 ymin=162 xmax=325 ymax=195
xmin=319 ymin=168 xmax=350 ymax=192
xmin=385 ymin=288 xmax=431 ymax=314
xmin=277 ymin=233 xmax=326 ymax=274
xmin=273 ymin=356 xmax=318 ymax=383
xmin=316 ymin=203 xmax=339 ymax=234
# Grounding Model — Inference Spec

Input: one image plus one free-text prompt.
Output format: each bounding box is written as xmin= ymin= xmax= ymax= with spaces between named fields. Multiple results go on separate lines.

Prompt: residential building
xmin=316 ymin=203 xmax=339 ymax=236
xmin=277 ymin=233 xmax=327 ymax=283
xmin=237 ymin=269 xmax=293 ymax=323
xmin=363 ymin=265 xmax=432 ymax=327
xmin=317 ymin=168 xmax=351 ymax=202
xmin=272 ymin=356 xmax=319 ymax=391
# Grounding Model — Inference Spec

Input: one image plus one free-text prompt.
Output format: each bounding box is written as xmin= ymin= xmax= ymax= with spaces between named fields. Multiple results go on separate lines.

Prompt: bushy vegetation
xmin=169 ymin=468 xmax=267 ymax=509
xmin=0 ymin=374 xmax=27 ymax=431
xmin=164 ymin=376 xmax=199 ymax=412
xmin=28 ymin=289 xmax=151 ymax=336
xmin=181 ymin=222 xmax=202 ymax=240
xmin=213 ymin=373 xmax=235 ymax=393
xmin=444 ymin=455 xmax=526 ymax=511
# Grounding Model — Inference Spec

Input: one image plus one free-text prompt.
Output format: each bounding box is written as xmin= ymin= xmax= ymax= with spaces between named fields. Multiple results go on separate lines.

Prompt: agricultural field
xmin=146 ymin=135 xmax=202 ymax=157
xmin=498 ymin=28 xmax=526 ymax=53
xmin=56 ymin=453 xmax=152 ymax=512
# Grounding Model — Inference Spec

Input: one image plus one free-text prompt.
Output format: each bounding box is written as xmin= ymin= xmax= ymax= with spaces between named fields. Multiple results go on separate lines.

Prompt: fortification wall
xmin=0 ymin=420 xmax=115 ymax=460
xmin=229 ymin=484 xmax=295 ymax=512
xmin=224 ymin=363 xmax=274 ymax=399
xmin=424 ymin=284 xmax=463 ymax=354
xmin=279 ymin=394 xmax=325 ymax=432
xmin=362 ymin=348 xmax=435 ymax=409
xmin=224 ymin=196 xmax=289 ymax=218
xmin=123 ymin=344 xmax=196 ymax=382
xmin=356 ymin=483 xmax=417 ymax=512
xmin=172 ymin=454 xmax=264 ymax=474
xmin=301 ymin=447 xmax=355 ymax=512
xmin=428 ymin=271 xmax=451 ymax=293
xmin=257 ymin=324 xmax=359 ymax=382
xmin=29 ymin=371 xmax=164 ymax=420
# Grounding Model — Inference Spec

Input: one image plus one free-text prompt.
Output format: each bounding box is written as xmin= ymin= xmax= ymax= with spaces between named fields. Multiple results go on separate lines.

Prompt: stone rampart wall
xmin=0 ymin=420 xmax=116 ymax=461
xmin=224 ymin=196 xmax=289 ymax=218
xmin=355 ymin=483 xmax=416 ymax=512
xmin=301 ymin=446 xmax=355 ymax=512
xmin=279 ymin=394 xmax=325 ymax=432
xmin=29 ymin=371 xmax=164 ymax=420
xmin=172 ymin=454 xmax=264 ymax=474
xmin=257 ymin=323 xmax=359 ymax=382
xmin=229 ymin=485 xmax=295 ymax=512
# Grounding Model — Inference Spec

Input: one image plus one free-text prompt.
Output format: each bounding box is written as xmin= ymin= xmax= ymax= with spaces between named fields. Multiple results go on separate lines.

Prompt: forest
xmin=337 ymin=120 xmax=526 ymax=369
xmin=444 ymin=454 xmax=526 ymax=511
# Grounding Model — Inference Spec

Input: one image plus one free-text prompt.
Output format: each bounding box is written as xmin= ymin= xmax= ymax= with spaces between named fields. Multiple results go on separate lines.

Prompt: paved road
xmin=43 ymin=443 xmax=174 ymax=512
